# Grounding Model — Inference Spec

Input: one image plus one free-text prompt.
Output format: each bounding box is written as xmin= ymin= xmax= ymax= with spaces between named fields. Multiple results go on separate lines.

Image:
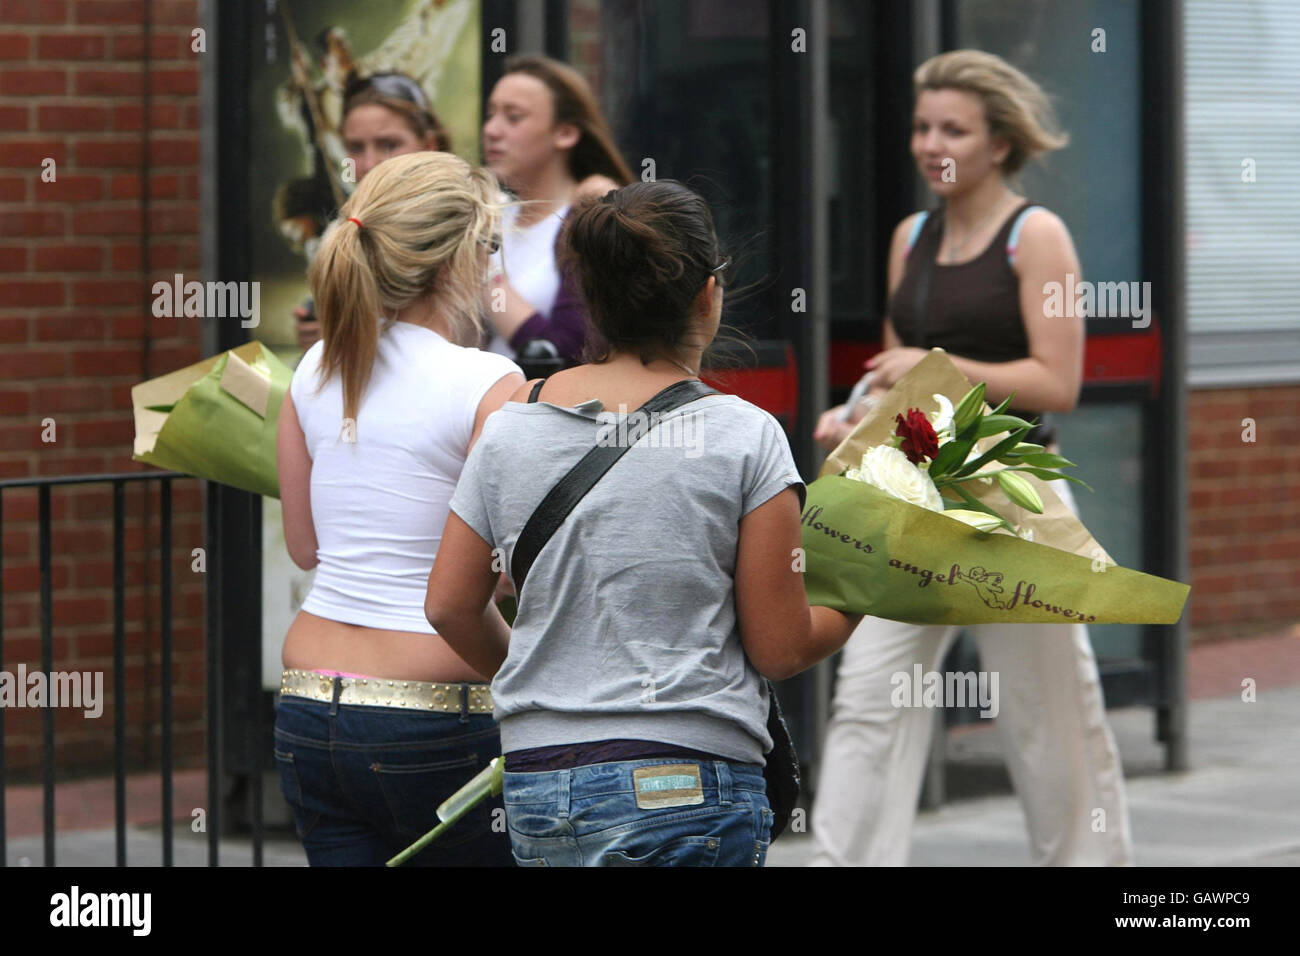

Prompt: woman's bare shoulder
xmin=1016 ymin=206 xmax=1070 ymax=243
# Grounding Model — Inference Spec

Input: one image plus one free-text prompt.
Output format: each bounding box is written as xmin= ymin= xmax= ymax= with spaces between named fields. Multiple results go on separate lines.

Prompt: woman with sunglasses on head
xmin=480 ymin=55 xmax=634 ymax=366
xmin=294 ymin=71 xmax=454 ymax=352
xmin=809 ymin=50 xmax=1133 ymax=867
xmin=425 ymin=180 xmax=862 ymax=867
xmin=275 ymin=151 xmax=524 ymax=866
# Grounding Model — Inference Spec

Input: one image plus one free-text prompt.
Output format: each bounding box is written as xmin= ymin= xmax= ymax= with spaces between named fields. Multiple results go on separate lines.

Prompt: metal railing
xmin=0 ymin=471 xmax=196 ymax=866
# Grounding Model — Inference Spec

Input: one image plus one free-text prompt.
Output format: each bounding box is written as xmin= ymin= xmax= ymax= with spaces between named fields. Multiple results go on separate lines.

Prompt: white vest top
xmin=290 ymin=320 xmax=521 ymax=633
xmin=486 ymin=201 xmax=570 ymax=357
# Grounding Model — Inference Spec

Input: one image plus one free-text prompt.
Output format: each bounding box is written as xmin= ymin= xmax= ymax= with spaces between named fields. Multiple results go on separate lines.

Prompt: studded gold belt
xmin=279 ymin=669 xmax=493 ymax=714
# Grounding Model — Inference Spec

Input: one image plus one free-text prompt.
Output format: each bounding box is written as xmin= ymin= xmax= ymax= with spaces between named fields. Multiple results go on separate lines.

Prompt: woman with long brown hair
xmin=480 ymin=54 xmax=634 ymax=364
xmin=810 ymin=50 xmax=1133 ymax=867
xmin=275 ymin=151 xmax=524 ymax=866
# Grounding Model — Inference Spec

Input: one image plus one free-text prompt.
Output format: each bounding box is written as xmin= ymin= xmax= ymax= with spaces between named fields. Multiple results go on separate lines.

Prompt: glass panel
xmin=595 ymin=0 xmax=776 ymax=337
xmin=956 ymin=1 xmax=1146 ymax=662
xmin=827 ymin=0 xmax=876 ymax=327
xmin=1055 ymin=402 xmax=1145 ymax=660
xmin=955 ymin=0 xmax=1142 ymax=309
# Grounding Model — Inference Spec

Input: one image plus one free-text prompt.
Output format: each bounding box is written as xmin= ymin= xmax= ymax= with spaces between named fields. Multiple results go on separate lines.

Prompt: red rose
xmin=895 ymin=408 xmax=939 ymax=464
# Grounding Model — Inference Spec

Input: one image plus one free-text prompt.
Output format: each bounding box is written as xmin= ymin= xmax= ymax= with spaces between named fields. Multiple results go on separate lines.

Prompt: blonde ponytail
xmin=308 ymin=151 xmax=503 ymax=428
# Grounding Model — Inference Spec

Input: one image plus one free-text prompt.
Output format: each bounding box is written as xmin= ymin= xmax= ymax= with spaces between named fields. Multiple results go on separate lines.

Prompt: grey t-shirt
xmin=448 ymin=391 xmax=805 ymax=765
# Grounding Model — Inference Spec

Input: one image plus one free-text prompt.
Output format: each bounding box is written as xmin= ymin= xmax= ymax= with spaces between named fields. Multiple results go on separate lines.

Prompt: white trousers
xmin=808 ymin=481 xmax=1134 ymax=866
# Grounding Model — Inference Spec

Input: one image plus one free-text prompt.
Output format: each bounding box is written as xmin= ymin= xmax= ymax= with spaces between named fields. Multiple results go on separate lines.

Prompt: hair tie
xmin=348 ymin=217 xmax=364 ymax=230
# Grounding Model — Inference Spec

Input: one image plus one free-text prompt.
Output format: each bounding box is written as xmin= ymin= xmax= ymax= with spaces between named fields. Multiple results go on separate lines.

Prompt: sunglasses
xmin=711 ymin=255 xmax=731 ymax=287
xmin=345 ymin=72 xmax=430 ymax=111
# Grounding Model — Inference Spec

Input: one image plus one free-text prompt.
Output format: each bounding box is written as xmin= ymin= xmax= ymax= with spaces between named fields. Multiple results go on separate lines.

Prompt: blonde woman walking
xmin=811 ymin=50 xmax=1133 ymax=867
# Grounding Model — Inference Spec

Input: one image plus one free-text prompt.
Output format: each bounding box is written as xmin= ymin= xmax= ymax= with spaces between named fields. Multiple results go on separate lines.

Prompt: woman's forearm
xmin=506 ymin=269 xmax=590 ymax=364
xmin=946 ymin=354 xmax=1079 ymax=413
xmin=434 ymin=602 xmax=511 ymax=678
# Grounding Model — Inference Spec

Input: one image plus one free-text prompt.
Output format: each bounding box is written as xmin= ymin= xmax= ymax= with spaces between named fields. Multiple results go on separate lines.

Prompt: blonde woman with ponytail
xmin=274 ymin=151 xmax=524 ymax=867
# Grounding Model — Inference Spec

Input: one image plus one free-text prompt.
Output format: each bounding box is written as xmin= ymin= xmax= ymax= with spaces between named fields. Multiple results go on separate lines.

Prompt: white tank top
xmin=290 ymin=320 xmax=522 ymax=633
xmin=486 ymin=201 xmax=570 ymax=357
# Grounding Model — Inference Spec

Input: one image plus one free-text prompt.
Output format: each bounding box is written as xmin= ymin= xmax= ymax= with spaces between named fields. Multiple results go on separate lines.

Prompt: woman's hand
xmin=814 ymin=405 xmax=855 ymax=452
xmin=864 ymin=346 xmax=928 ymax=390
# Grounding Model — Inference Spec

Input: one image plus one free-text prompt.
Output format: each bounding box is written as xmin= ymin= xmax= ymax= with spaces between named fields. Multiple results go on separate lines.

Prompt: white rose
xmin=847 ymin=445 xmax=944 ymax=512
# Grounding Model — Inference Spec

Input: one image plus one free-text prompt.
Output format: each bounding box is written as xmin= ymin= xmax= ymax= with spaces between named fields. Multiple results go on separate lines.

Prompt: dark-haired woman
xmin=480 ymin=55 xmax=634 ymax=365
xmin=426 ymin=181 xmax=861 ymax=867
xmin=294 ymin=71 xmax=453 ymax=352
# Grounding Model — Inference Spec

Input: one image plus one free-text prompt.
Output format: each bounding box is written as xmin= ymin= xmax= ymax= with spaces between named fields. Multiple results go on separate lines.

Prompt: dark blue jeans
xmin=273 ymin=691 xmax=514 ymax=867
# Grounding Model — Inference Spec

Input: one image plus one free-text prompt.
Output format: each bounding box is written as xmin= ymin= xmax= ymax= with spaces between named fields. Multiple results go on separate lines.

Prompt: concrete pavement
xmin=6 ymin=639 xmax=1298 ymax=867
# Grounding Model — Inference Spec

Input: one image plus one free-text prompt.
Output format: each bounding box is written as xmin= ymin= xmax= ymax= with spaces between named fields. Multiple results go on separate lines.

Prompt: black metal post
xmin=38 ymin=484 xmax=53 ymax=867
xmin=482 ymin=0 xmax=517 ymax=116
xmin=0 ymin=486 xmax=5 ymax=867
xmin=113 ymin=480 xmax=126 ymax=866
xmin=160 ymin=478 xmax=174 ymax=865
xmin=1143 ymin=0 xmax=1189 ymax=772
xmin=769 ymin=0 xmax=817 ymax=476
xmin=545 ymin=0 xmax=569 ymax=60
xmin=206 ymin=482 xmax=222 ymax=867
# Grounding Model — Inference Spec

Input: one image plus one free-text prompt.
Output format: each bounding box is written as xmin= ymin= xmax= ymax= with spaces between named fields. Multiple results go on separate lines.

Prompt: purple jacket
xmin=504 ymin=223 xmax=605 ymax=365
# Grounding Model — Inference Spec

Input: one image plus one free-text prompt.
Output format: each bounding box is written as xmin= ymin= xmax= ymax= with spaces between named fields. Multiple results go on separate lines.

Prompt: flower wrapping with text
xmin=801 ymin=350 xmax=1190 ymax=625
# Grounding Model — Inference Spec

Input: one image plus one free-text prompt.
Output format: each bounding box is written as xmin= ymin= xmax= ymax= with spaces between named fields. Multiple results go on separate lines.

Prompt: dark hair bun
xmin=560 ymin=180 xmax=722 ymax=361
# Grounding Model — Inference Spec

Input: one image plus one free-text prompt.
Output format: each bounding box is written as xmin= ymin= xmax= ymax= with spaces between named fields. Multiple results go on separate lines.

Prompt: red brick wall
xmin=1187 ymin=384 xmax=1300 ymax=644
xmin=1 ymin=0 xmax=205 ymax=778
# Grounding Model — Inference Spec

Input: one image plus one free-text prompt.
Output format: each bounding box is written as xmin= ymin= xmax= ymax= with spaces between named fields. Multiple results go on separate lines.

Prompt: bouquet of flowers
xmin=802 ymin=349 xmax=1190 ymax=625
xmin=131 ymin=341 xmax=292 ymax=499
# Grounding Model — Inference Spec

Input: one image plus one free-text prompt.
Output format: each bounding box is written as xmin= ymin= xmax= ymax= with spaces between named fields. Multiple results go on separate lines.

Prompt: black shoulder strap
xmin=912 ymin=208 xmax=942 ymax=349
xmin=511 ymin=379 xmax=720 ymax=595
xmin=527 ymin=378 xmax=546 ymax=402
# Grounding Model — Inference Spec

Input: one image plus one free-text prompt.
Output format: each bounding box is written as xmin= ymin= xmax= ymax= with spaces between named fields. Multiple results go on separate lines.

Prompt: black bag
xmin=511 ymin=378 xmax=801 ymax=841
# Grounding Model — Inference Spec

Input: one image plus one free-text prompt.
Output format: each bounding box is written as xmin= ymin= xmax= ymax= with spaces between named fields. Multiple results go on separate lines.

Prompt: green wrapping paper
xmin=801 ymin=477 xmax=1190 ymax=625
xmin=131 ymin=341 xmax=292 ymax=499
xmin=803 ymin=349 xmax=1191 ymax=626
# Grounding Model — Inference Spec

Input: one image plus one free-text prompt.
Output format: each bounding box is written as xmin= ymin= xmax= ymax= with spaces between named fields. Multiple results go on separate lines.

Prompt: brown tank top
xmin=888 ymin=201 xmax=1055 ymax=445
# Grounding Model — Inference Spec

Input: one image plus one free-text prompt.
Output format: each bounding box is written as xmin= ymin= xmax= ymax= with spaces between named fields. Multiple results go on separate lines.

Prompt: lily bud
xmin=944 ymin=509 xmax=1003 ymax=533
xmin=997 ymin=471 xmax=1045 ymax=514
xmin=952 ymin=383 xmax=987 ymax=432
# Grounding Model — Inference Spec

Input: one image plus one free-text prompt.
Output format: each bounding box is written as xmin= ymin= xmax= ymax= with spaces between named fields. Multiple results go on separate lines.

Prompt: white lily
xmin=930 ymin=393 xmax=955 ymax=445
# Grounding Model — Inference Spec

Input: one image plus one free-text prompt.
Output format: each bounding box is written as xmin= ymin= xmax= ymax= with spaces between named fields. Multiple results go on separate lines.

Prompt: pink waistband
xmin=311 ymin=669 xmax=373 ymax=680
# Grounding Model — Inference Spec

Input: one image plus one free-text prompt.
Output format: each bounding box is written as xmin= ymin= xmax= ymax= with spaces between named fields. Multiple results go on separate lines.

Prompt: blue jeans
xmin=273 ymin=692 xmax=514 ymax=867
xmin=504 ymin=758 xmax=773 ymax=866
